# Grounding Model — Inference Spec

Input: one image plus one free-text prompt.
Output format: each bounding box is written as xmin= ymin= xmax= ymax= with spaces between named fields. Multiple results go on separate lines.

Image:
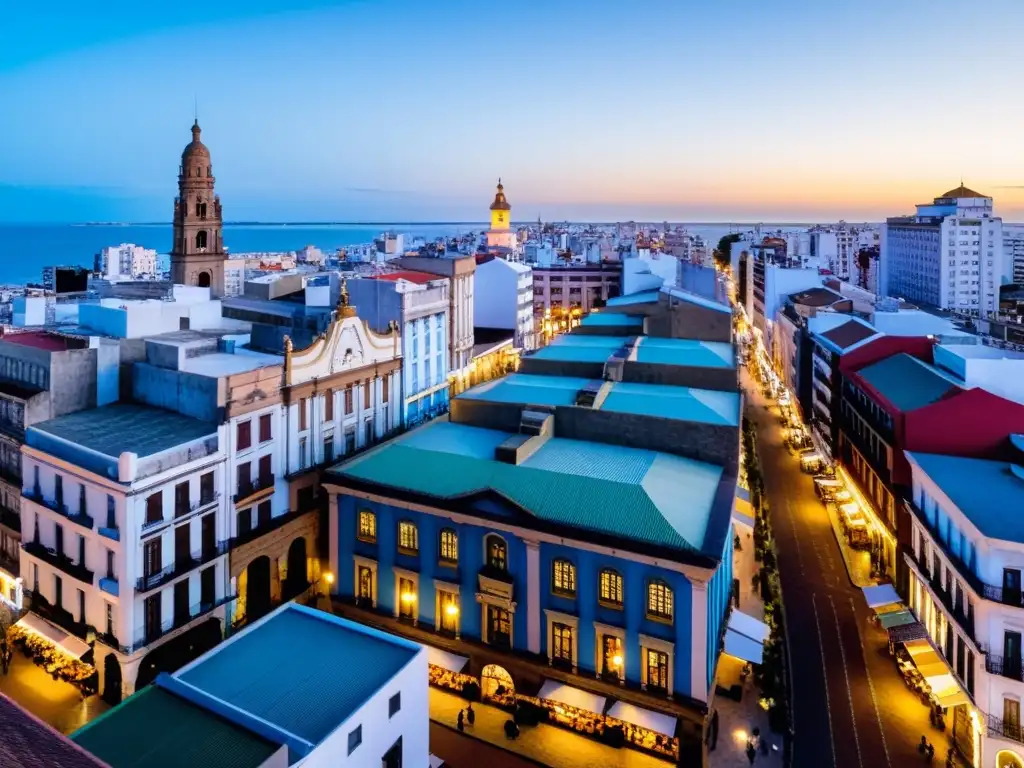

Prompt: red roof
xmin=0 ymin=331 xmax=84 ymax=352
xmin=372 ymin=271 xmax=439 ymax=285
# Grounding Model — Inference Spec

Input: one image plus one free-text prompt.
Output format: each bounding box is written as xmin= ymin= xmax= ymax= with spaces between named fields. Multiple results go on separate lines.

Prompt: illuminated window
xmin=599 ymin=569 xmax=623 ymax=606
xmin=357 ymin=510 xmax=376 ymax=543
xmin=552 ymin=623 xmax=573 ymax=664
xmin=439 ymin=528 xmax=458 ymax=564
xmin=398 ymin=521 xmax=418 ymax=554
xmin=486 ymin=535 xmax=507 ymax=571
xmin=646 ymin=649 xmax=669 ymax=692
xmin=439 ymin=590 xmax=459 ymax=633
xmin=552 ymin=559 xmax=576 ymax=597
xmin=647 ymin=580 xmax=673 ymax=621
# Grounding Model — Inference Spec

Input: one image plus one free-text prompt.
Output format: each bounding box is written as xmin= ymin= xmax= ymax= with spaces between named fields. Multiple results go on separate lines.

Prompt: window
xmin=106 ymin=549 xmax=114 ymax=579
xmin=487 ymin=604 xmax=511 ymax=648
xmin=324 ymin=389 xmax=334 ymax=421
xmin=258 ymin=454 xmax=271 ymax=482
xmin=298 ymin=437 xmax=308 ymax=469
xmin=1005 ymin=698 xmax=1021 ymax=741
xmin=347 ymin=725 xmax=362 ymax=756
xmin=647 ymin=580 xmax=674 ymax=621
xmin=398 ymin=521 xmax=418 ymax=554
xmin=299 ymin=398 xmax=308 ymax=431
xmin=257 ymin=500 xmax=271 ymax=527
xmin=324 ymin=435 xmax=334 ymax=463
xmin=145 ymin=492 xmax=162 ymax=526
xmin=363 ymin=380 xmax=371 ymax=407
xmin=200 ymin=472 xmax=215 ymax=504
xmin=174 ymin=580 xmax=190 ymax=625
xmin=237 ymin=509 xmax=252 ymax=537
xmin=106 ymin=495 xmax=116 ymax=529
xmin=105 ymin=602 xmax=114 ymax=636
xmin=344 ymin=386 xmax=353 ymax=414
xmin=144 ymin=594 xmax=160 ymax=641
xmin=357 ymin=565 xmax=374 ymax=605
xmin=552 ymin=622 xmax=573 ymax=666
xmin=439 ymin=529 xmax=458 ymax=564
xmin=439 ymin=590 xmax=459 ymax=633
xmin=236 ymin=462 xmax=251 ymax=494
xmin=201 ymin=565 xmax=215 ymax=606
xmin=486 ymin=535 xmax=507 ymax=571
xmin=55 ymin=475 xmax=63 ymax=506
xmin=237 ymin=420 xmax=251 ymax=451
xmin=599 ymin=569 xmax=623 ymax=607
xmin=259 ymin=413 xmax=272 ymax=443
xmin=357 ymin=510 xmax=376 ymax=543
xmin=382 ymin=375 xmax=389 ymax=404
xmin=602 ymin=635 xmax=623 ymax=680
xmin=143 ymin=538 xmax=162 ymax=578
xmin=389 ymin=692 xmax=401 ymax=718
xmin=174 ymin=481 xmax=190 ymax=517
xmin=398 ymin=577 xmax=416 ymax=619
xmin=552 ymin=559 xmax=576 ymax=597
xmin=646 ymin=649 xmax=669 ymax=692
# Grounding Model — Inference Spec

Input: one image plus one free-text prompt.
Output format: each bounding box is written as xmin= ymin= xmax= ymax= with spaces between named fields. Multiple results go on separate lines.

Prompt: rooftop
xmin=907 ymin=453 xmax=1024 ymax=543
xmin=0 ymin=330 xmax=87 ymax=352
xmin=460 ymin=374 xmax=739 ymax=426
xmin=0 ymin=693 xmax=107 ymax=768
xmin=372 ymin=270 xmax=441 ymax=285
xmin=856 ymin=353 xmax=963 ymax=412
xmin=72 ymin=686 xmax=280 ymax=768
xmin=938 ymin=184 xmax=988 ymax=200
xmin=0 ymin=379 xmax=44 ymax=400
xmin=578 ymin=313 xmax=644 ymax=328
xmin=661 ymin=286 xmax=731 ymax=314
xmin=937 ymin=343 xmax=1024 ymax=361
xmin=176 ymin=604 xmax=419 ymax=747
xmin=330 ymin=420 xmax=725 ymax=555
xmin=605 ymin=290 xmax=660 ymax=307
xmin=30 ymin=403 xmax=217 ymax=459
xmin=818 ymin=318 xmax=879 ymax=351
xmin=634 ymin=337 xmax=734 ymax=368
xmin=531 ymin=335 xmax=626 ymax=363
xmin=788 ymin=286 xmax=844 ymax=308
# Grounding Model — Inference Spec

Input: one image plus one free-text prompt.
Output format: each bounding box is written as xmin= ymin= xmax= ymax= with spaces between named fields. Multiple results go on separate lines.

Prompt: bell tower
xmin=170 ymin=120 xmax=226 ymax=294
xmin=486 ymin=179 xmax=517 ymax=252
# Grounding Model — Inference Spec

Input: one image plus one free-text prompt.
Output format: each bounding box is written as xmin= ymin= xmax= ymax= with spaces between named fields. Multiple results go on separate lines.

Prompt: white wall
xmin=474 ymin=259 xmax=518 ymax=329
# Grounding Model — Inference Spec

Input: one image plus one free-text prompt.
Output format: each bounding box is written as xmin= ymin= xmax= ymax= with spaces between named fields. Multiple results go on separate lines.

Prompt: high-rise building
xmin=1004 ymin=223 xmax=1024 ymax=285
xmin=880 ymin=184 xmax=1007 ymax=314
xmin=169 ymin=121 xmax=226 ymax=295
xmin=95 ymin=244 xmax=159 ymax=280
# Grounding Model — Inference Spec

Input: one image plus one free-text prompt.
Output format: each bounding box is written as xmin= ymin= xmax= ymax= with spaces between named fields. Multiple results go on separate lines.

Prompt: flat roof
xmin=1 ymin=693 xmax=107 ymax=768
xmin=30 ymin=403 xmax=217 ymax=459
xmin=938 ymin=343 xmax=1024 ymax=360
xmin=72 ymin=686 xmax=279 ymax=768
xmin=530 ymin=335 xmax=626 ymax=363
xmin=856 ymin=353 xmax=962 ymax=412
xmin=579 ymin=313 xmax=644 ymax=327
xmin=635 ymin=337 xmax=735 ymax=368
xmin=330 ymin=420 xmax=724 ymax=554
xmin=661 ymin=287 xmax=731 ymax=314
xmin=176 ymin=605 xmax=418 ymax=746
xmin=460 ymin=374 xmax=739 ymax=426
xmin=372 ymin=270 xmax=440 ymax=285
xmin=908 ymin=453 xmax=1024 ymax=543
xmin=605 ymin=290 xmax=660 ymax=307
xmin=0 ymin=330 xmax=87 ymax=352
xmin=179 ymin=349 xmax=282 ymax=377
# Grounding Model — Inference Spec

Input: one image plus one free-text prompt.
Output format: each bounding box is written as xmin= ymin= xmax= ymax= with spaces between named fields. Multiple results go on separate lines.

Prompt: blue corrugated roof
xmin=580 ymin=313 xmax=644 ymax=327
xmin=908 ymin=453 xmax=1024 ymax=543
xmin=606 ymin=290 xmax=660 ymax=306
xmin=531 ymin=335 xmax=625 ymax=363
xmin=635 ymin=338 xmax=735 ymax=368
xmin=459 ymin=374 xmax=591 ymax=407
xmin=177 ymin=606 xmax=417 ymax=745
xmin=661 ymin=287 xmax=731 ymax=314
xmin=332 ymin=421 xmax=723 ymax=554
xmin=857 ymin=353 xmax=962 ymax=411
xmin=602 ymin=383 xmax=740 ymax=426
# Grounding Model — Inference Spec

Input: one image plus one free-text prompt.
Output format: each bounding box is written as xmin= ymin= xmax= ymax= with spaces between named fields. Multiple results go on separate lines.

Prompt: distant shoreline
xmin=13 ymin=220 xmax=850 ymax=228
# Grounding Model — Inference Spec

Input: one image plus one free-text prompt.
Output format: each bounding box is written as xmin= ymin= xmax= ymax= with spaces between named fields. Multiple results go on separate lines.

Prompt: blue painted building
xmin=324 ymin=291 xmax=743 ymax=764
xmin=347 ymin=273 xmax=450 ymax=425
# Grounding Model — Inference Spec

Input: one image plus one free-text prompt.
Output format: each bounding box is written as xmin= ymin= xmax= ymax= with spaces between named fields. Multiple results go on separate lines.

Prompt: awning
xmin=904 ymin=639 xmax=965 ymax=701
xmin=537 ymin=680 xmax=607 ymax=715
xmin=862 ymin=584 xmax=901 ymax=609
xmin=814 ymin=478 xmax=842 ymax=488
xmin=878 ymin=610 xmax=918 ymax=630
xmin=724 ymin=610 xmax=770 ymax=664
xmin=16 ymin=613 xmax=90 ymax=660
xmin=888 ymin=622 xmax=928 ymax=643
xmin=607 ymin=701 xmax=678 ymax=738
xmin=800 ymin=453 xmax=823 ymax=464
xmin=426 ymin=646 xmax=469 ymax=674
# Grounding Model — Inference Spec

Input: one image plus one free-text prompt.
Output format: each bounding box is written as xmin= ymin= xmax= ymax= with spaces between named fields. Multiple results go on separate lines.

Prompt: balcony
xmin=0 ymin=503 xmax=19 ymax=533
xmin=905 ymin=544 xmax=975 ymax=638
xmin=98 ymin=524 xmax=120 ymax=542
xmin=233 ymin=474 xmax=275 ymax=505
xmin=0 ymin=464 xmax=21 ymax=488
xmin=99 ymin=576 xmax=119 ymax=597
xmin=0 ymin=549 xmax=18 ymax=578
xmin=176 ymin=492 xmax=220 ymax=518
xmin=31 ymin=595 xmax=91 ymax=641
xmin=988 ymin=714 xmax=1024 ymax=746
xmin=229 ymin=507 xmax=309 ymax=551
xmin=135 ymin=541 xmax=227 ymax=593
xmin=22 ymin=541 xmax=94 ymax=585
xmin=985 ymin=654 xmax=1023 ymax=682
xmin=130 ymin=592 xmax=236 ymax=652
xmin=23 ymin=488 xmax=94 ymax=531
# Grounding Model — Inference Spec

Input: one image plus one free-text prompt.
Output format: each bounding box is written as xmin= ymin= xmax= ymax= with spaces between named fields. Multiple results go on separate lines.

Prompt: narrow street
xmin=742 ymin=368 xmax=953 ymax=768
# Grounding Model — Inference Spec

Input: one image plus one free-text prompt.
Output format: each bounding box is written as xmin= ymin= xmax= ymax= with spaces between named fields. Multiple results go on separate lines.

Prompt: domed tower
xmin=486 ymin=179 xmax=517 ymax=252
xmin=170 ymin=120 xmax=226 ymax=294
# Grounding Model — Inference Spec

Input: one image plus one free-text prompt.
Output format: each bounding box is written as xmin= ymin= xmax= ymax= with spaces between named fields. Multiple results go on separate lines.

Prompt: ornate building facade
xmin=170 ymin=121 xmax=227 ymax=295
xmin=486 ymin=179 xmax=517 ymax=252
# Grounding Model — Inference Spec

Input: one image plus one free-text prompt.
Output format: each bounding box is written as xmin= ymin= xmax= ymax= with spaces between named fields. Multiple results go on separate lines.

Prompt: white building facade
xmin=1004 ymin=225 xmax=1024 ymax=287
xmin=96 ymin=244 xmax=159 ymax=281
xmin=474 ymin=257 xmax=535 ymax=350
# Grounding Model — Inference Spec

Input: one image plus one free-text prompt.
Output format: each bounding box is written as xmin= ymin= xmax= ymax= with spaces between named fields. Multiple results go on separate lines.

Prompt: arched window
xmin=552 ymin=559 xmax=576 ymax=597
xmin=439 ymin=528 xmax=458 ymax=564
xmin=599 ymin=569 xmax=623 ymax=607
xmin=485 ymin=534 xmax=507 ymax=572
xmin=647 ymin=580 xmax=674 ymax=621
xmin=357 ymin=509 xmax=376 ymax=543
xmin=196 ymin=230 xmax=208 ymax=250
xmin=398 ymin=520 xmax=418 ymax=554
xmin=196 ymin=201 xmax=207 ymax=220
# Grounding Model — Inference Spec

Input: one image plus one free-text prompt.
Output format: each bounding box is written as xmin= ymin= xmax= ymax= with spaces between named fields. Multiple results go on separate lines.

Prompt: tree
xmin=714 ymin=233 xmax=742 ymax=271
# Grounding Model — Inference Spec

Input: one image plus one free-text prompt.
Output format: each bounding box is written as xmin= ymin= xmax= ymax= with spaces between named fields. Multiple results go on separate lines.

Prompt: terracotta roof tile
xmin=0 ymin=694 xmax=109 ymax=768
xmin=820 ymin=320 xmax=878 ymax=350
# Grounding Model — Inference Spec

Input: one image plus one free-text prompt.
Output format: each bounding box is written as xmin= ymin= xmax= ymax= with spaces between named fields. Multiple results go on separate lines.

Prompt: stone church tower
xmin=170 ymin=120 xmax=226 ymax=294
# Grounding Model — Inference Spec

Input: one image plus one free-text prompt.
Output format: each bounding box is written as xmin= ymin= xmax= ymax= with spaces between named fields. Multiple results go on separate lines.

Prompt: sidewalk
xmin=429 ymin=688 xmax=671 ymax=768
xmin=0 ymin=652 xmax=108 ymax=734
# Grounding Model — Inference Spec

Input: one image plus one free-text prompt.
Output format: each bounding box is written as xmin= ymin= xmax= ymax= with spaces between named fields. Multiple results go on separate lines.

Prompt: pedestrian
xmin=745 ymin=740 xmax=756 ymax=765
xmin=919 ymin=736 xmax=927 ymax=754
xmin=457 ymin=709 xmax=464 ymax=733
xmin=467 ymin=701 xmax=475 ymax=727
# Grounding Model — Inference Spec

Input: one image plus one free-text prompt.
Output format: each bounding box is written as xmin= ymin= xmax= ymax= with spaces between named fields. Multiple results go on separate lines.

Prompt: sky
xmin=3 ymin=0 xmax=1024 ymax=223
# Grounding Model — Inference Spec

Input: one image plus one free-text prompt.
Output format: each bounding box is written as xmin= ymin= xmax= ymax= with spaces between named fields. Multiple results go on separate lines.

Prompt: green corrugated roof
xmin=72 ymin=686 xmax=279 ymax=768
xmin=178 ymin=607 xmax=417 ymax=745
xmin=333 ymin=422 xmax=723 ymax=553
xmin=857 ymin=353 xmax=962 ymax=411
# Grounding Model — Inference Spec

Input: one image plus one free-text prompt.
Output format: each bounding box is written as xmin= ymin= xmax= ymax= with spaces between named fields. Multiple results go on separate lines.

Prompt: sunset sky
xmin=4 ymin=0 xmax=1024 ymax=223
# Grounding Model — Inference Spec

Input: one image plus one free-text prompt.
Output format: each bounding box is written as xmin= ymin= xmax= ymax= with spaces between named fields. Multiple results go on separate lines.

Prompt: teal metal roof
xmin=662 ymin=287 xmax=731 ymax=314
xmin=635 ymin=337 xmax=735 ymax=368
xmin=531 ymin=335 xmax=625 ymax=363
xmin=333 ymin=421 xmax=724 ymax=554
xmin=602 ymin=382 xmax=740 ymax=426
xmin=908 ymin=453 xmax=1024 ymax=543
xmin=856 ymin=353 xmax=962 ymax=411
xmin=606 ymin=290 xmax=660 ymax=306
xmin=460 ymin=374 xmax=591 ymax=407
xmin=177 ymin=605 xmax=418 ymax=746
xmin=579 ymin=313 xmax=644 ymax=327
xmin=72 ymin=686 xmax=279 ymax=768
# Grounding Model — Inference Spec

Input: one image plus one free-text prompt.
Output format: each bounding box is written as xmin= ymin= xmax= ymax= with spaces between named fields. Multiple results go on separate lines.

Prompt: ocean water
xmin=0 ymin=223 xmax=479 ymax=286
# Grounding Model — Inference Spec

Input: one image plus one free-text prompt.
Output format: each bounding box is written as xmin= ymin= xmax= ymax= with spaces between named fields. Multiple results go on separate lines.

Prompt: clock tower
xmin=486 ymin=179 xmax=517 ymax=252
xmin=170 ymin=120 xmax=226 ymax=294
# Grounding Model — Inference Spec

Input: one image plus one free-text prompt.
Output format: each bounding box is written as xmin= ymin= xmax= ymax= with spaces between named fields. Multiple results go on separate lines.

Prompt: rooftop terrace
xmin=331 ymin=420 xmax=725 ymax=556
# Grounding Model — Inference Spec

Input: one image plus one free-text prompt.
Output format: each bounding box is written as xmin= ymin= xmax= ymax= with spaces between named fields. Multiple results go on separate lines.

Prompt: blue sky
xmin=3 ymin=0 xmax=1024 ymax=223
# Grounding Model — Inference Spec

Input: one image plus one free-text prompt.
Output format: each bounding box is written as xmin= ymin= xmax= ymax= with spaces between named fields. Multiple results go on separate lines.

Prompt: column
xmin=690 ymin=579 xmax=708 ymax=702
xmin=525 ymin=539 xmax=541 ymax=654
